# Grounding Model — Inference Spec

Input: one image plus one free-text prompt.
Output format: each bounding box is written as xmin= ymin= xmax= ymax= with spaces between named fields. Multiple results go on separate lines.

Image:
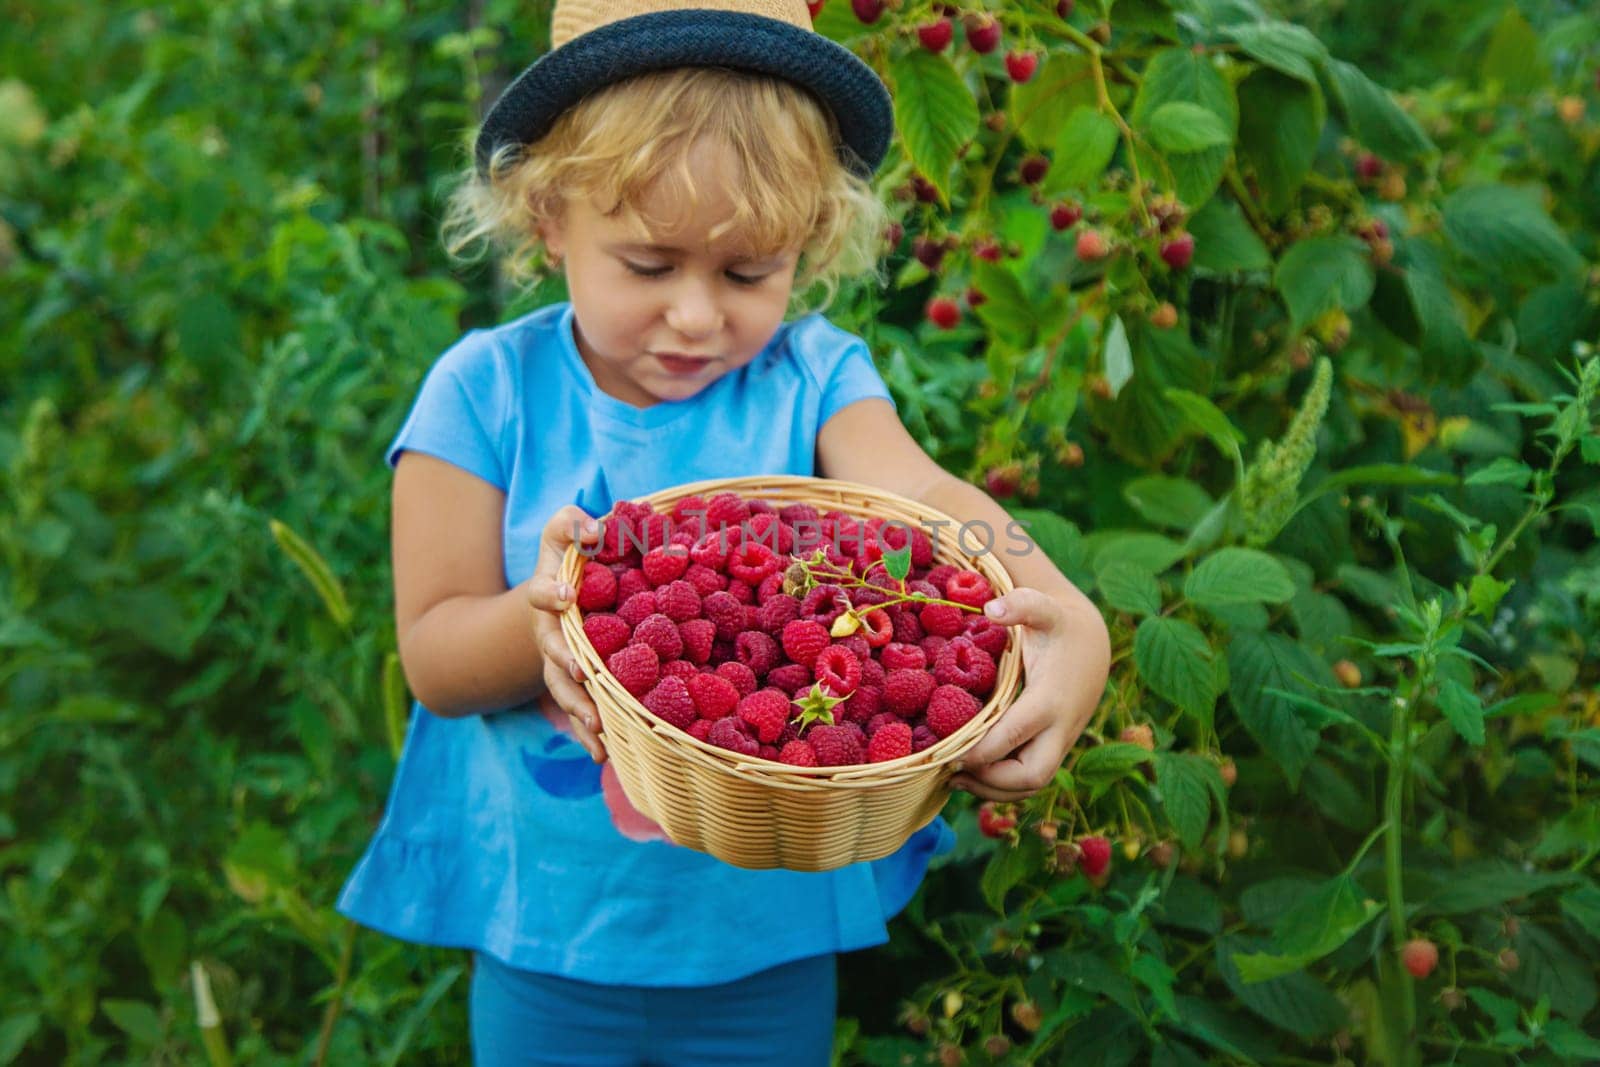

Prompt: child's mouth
xmin=657 ymin=354 xmax=713 ymax=375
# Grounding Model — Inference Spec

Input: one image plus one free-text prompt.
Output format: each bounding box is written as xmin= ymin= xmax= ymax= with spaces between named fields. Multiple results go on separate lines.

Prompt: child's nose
xmin=664 ymin=280 xmax=724 ymax=340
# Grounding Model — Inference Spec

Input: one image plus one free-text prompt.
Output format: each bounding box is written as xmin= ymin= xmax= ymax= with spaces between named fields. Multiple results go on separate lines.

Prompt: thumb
xmin=538 ymin=505 xmax=601 ymax=577
xmin=982 ymin=587 xmax=1059 ymax=631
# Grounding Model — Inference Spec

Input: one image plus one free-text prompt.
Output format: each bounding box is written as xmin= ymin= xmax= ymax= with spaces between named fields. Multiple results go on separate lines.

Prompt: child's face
xmin=541 ymin=140 xmax=801 ymax=408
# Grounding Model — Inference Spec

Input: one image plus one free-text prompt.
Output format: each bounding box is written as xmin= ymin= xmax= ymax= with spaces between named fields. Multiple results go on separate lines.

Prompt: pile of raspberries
xmin=572 ymin=492 xmax=1009 ymax=768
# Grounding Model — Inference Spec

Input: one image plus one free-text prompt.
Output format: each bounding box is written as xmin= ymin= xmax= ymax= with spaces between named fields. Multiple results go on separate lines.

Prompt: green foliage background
xmin=2 ymin=0 xmax=1598 ymax=1064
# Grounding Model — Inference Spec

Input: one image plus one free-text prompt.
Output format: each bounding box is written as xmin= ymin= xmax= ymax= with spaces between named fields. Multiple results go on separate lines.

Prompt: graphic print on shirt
xmin=520 ymin=692 xmax=668 ymax=843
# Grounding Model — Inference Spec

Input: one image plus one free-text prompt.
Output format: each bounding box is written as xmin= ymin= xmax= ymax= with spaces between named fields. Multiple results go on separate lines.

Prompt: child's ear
xmin=536 ymin=215 xmax=565 ymax=262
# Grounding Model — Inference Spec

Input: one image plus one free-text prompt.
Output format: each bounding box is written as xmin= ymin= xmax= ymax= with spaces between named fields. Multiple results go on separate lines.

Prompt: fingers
xmin=567 ymin=711 xmax=609 ymax=763
xmin=959 ymin=694 xmax=1055 ymax=770
xmin=535 ymin=505 xmax=602 ymax=581
xmin=544 ymin=662 xmax=606 ymax=761
xmin=951 ymin=728 xmax=1062 ymax=797
xmin=527 ymin=573 xmax=576 ymax=614
xmin=983 ymin=587 xmax=1063 ymax=632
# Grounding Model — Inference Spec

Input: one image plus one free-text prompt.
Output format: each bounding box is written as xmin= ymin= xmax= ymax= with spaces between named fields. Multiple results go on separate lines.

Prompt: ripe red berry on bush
xmin=572 ymin=491 xmax=1010 ymax=769
xmin=1004 ymin=50 xmax=1039 ymax=83
xmin=926 ymin=297 xmax=961 ymax=330
xmin=916 ymin=18 xmax=953 ymax=52
xmin=1401 ymin=938 xmax=1438 ymax=979
xmin=963 ymin=14 xmax=1001 ymax=54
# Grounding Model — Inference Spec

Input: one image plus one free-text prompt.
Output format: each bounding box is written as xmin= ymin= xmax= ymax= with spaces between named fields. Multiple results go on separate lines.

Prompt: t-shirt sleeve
xmin=815 ymin=331 xmax=896 ymax=427
xmin=385 ymin=331 xmax=511 ymax=490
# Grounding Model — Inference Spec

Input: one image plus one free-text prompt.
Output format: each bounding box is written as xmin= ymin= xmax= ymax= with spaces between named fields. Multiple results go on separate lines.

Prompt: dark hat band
xmin=475 ymin=10 xmax=893 ymax=180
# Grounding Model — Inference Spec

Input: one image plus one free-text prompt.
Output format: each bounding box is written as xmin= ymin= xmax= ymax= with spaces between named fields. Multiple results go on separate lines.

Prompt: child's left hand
xmin=950 ymin=588 xmax=1110 ymax=801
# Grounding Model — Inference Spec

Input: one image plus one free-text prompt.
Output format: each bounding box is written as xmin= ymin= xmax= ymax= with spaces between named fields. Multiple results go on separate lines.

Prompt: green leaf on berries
xmin=1215 ymin=935 xmax=1349 ymax=1038
xmin=1236 ymin=70 xmax=1324 ymax=217
xmin=1274 ymin=236 xmax=1375 ymax=331
xmin=1124 ymin=476 xmax=1217 ymax=531
xmin=1010 ymin=52 xmax=1097 ymax=151
xmin=1147 ymin=102 xmax=1233 ymax=152
xmin=1185 ymin=548 xmax=1296 ymax=607
xmin=1502 ymin=922 xmax=1599 ymax=1021
xmin=1131 ymin=48 xmax=1239 ymax=208
xmin=1164 ymin=389 xmax=1248 ymax=462
xmin=1045 ymin=107 xmax=1120 ymax=193
xmin=1443 ymin=185 xmax=1584 ymax=287
xmin=890 ymin=50 xmax=978 ymax=203
xmin=1233 ymin=873 xmax=1380 ymax=983
xmin=1224 ymin=20 xmax=1328 ymax=84
xmin=1096 ymin=561 xmax=1162 ymax=616
xmin=1097 ymin=319 xmax=1213 ymax=466
xmin=971 ymin=262 xmax=1036 ymax=348
xmin=1227 ymin=631 xmax=1330 ymax=788
xmin=1480 ymin=6 xmax=1548 ymax=94
xmin=1075 ymin=741 xmax=1153 ymax=794
xmin=1154 ymin=752 xmax=1223 ymax=852
xmin=882 ymin=545 xmax=912 ymax=582
xmin=1135 ymin=617 xmax=1219 ymax=728
xmin=1186 ymin=199 xmax=1272 ymax=274
xmin=1436 ymin=678 xmax=1485 ymax=746
xmin=1321 ymin=58 xmax=1435 ymax=164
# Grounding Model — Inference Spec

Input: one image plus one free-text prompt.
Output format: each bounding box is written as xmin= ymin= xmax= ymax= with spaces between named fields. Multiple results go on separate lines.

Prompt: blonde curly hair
xmin=441 ymin=66 xmax=889 ymax=317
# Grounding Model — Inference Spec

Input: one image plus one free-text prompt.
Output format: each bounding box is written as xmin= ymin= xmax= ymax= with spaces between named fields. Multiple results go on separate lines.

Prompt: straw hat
xmin=475 ymin=0 xmax=893 ymax=179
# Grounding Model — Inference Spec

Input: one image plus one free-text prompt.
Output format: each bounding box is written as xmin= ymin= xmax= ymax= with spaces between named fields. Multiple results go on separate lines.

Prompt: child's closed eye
xmin=623 ymin=262 xmax=768 ymax=286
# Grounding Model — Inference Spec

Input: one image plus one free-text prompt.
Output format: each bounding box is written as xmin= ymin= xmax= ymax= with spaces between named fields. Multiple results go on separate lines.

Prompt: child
xmin=337 ymin=2 xmax=1112 ymax=1063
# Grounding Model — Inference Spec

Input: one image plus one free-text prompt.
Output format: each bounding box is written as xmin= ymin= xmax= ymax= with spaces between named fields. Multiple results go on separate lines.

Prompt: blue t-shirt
xmin=336 ymin=301 xmax=955 ymax=986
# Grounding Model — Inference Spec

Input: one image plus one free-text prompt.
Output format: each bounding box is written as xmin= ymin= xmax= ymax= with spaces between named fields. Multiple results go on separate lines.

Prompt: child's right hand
xmin=526 ymin=505 xmax=607 ymax=762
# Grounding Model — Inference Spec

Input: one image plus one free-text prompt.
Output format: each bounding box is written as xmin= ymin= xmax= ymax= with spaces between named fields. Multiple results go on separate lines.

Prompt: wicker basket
xmin=556 ymin=475 xmax=1022 ymax=871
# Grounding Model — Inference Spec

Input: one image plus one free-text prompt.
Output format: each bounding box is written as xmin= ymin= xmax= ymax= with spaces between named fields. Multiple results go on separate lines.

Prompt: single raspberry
xmin=1401 ymin=939 xmax=1439 ymax=980
xmin=1018 ymin=155 xmax=1049 ymax=185
xmin=860 ymin=608 xmax=893 ymax=648
xmin=1049 ymin=202 xmax=1083 ymax=231
xmin=778 ymin=740 xmax=819 ymax=766
xmin=1076 ymin=228 xmax=1110 ymax=261
xmin=964 ymin=14 xmax=1000 ymax=53
xmin=944 ymin=571 xmax=992 ymax=609
xmin=837 ymin=685 xmax=880 ymax=725
xmin=911 ymin=725 xmax=939 ymax=752
xmin=654 ymin=580 xmax=703 ymax=622
xmin=889 ymin=608 xmax=924 ymax=645
xmin=689 ymin=532 xmax=730 ymax=572
xmin=883 ymin=670 xmax=936 ymax=716
xmin=710 ymin=639 xmax=736 ymax=664
xmin=679 ymin=618 xmax=716 ymax=665
xmin=881 ymin=643 xmax=927 ymax=672
xmin=860 ymin=657 xmax=886 ymax=689
xmin=865 ymin=710 xmax=901 ymax=736
xmin=617 ymin=590 xmax=659 ymax=629
xmin=661 ymin=660 xmax=698 ymax=681
xmin=581 ymin=614 xmax=630 ymax=660
xmin=686 ymin=672 xmax=741 ymax=720
xmin=734 ymin=631 xmax=781 ymax=677
xmin=922 ymin=564 xmax=960 ymax=595
xmin=814 ymin=645 xmax=863 ymax=697
xmin=933 ymin=637 xmax=998 ymax=696
xmin=684 ymin=562 xmax=727 ymax=596
xmin=607 ymin=643 xmax=659 ymax=699
xmin=917 ymin=17 xmax=953 ymax=51
xmin=704 ymin=492 xmax=750 ymax=531
xmin=687 ymin=719 xmax=714 ymax=743
xmin=925 ymin=684 xmax=981 ymax=738
xmin=703 ymin=591 xmax=746 ymax=641
xmin=782 ymin=619 xmax=832 ymax=668
xmin=743 ymin=513 xmax=796 ymax=557
xmin=842 ymin=722 xmax=867 ymax=748
xmin=707 ymin=716 xmax=759 ymax=756
xmin=962 ymin=615 xmax=1009 ymax=659
xmin=759 ymin=743 xmax=781 ymax=761
xmin=779 ymin=502 xmax=820 ymax=526
xmin=1078 ymin=835 xmax=1112 ymax=878
xmin=837 ymin=635 xmax=871 ymax=661
xmin=1120 ymin=724 xmax=1155 ymax=751
xmin=727 ymin=580 xmax=756 ymax=605
xmin=1160 ymin=233 xmax=1195 ymax=270
xmin=755 ymin=571 xmax=786 ymax=605
xmin=809 ymin=724 xmax=865 ymax=766
xmin=776 ymin=721 xmax=802 ymax=747
xmin=920 ymin=601 xmax=966 ymax=638
xmin=715 ymin=660 xmax=758 ymax=697
xmin=919 ymin=635 xmax=951 ymax=662
xmin=630 ymin=613 xmax=684 ymax=662
xmin=926 ymin=297 xmax=961 ymax=330
xmin=867 ymin=721 xmax=913 ymax=762
xmin=642 ymin=545 xmax=691 ymax=587
xmin=757 ymin=594 xmax=802 ymax=634
xmin=728 ymin=541 xmax=781 ymax=585
xmin=669 ymin=526 xmax=697 ymax=549
xmin=799 ymin=584 xmax=846 ymax=623
xmin=766 ymin=662 xmax=813 ymax=695
xmin=850 ymin=0 xmax=884 ymax=25
xmin=616 ymin=568 xmax=651 ymax=602
xmin=1004 ymin=50 xmax=1038 ymax=83
xmin=575 ymin=562 xmax=618 ymax=611
xmin=643 ymin=676 xmax=697 ymax=731
xmin=978 ymin=801 xmax=1017 ymax=838
xmin=738 ymin=689 xmax=792 ymax=743
xmin=670 ymin=494 xmax=708 ymax=528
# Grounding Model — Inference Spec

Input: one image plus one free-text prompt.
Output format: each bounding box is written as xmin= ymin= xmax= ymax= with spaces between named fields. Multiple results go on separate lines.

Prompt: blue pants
xmin=469 ymin=951 xmax=837 ymax=1066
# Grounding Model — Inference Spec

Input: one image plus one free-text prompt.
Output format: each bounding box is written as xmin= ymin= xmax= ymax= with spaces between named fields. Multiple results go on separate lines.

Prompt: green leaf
xmin=1098 ymin=318 xmax=1212 ymax=466
xmin=1185 ymin=548 xmax=1296 ymax=607
xmin=1224 ymin=21 xmax=1328 ymax=83
xmin=1131 ymin=48 xmax=1238 ymax=208
xmin=890 ymin=50 xmax=979 ymax=201
xmin=1442 ymin=185 xmax=1582 ymax=287
xmin=1436 ymin=678 xmax=1485 ymax=746
xmin=1322 ymin=58 xmax=1435 ymax=164
xmin=1163 ymin=388 xmax=1247 ymax=458
xmin=1464 ymin=456 xmax=1533 ymax=489
xmin=1096 ymin=561 xmax=1163 ymax=616
xmin=1216 ymin=935 xmax=1351 ymax=1037
xmin=1010 ymin=508 xmax=1087 ymax=583
xmin=1236 ymin=70 xmax=1323 ymax=216
xmin=1011 ymin=52 xmax=1098 ymax=151
xmin=1481 ymin=6 xmax=1548 ymax=93
xmin=382 ymin=650 xmax=410 ymax=760
xmin=1135 ymin=617 xmax=1219 ymax=727
xmin=379 ymin=965 xmax=466 ymax=1067
xmin=972 ymin=261 xmax=1036 ymax=347
xmin=1046 ymin=107 xmax=1121 ymax=192
xmin=1103 ymin=314 xmax=1133 ymax=398
xmin=1369 ymin=265 xmax=1424 ymax=345
xmin=1227 ymin=631 xmax=1328 ymax=787
xmin=1274 ymin=236 xmax=1376 ymax=331
xmin=1504 ymin=923 xmax=1599 ymax=1021
xmin=882 ymin=545 xmax=912 ymax=582
xmin=1075 ymin=742 xmax=1154 ymax=789
xmin=1154 ymin=752 xmax=1221 ymax=851
xmin=1559 ymin=884 xmax=1600 ymax=941
xmin=1084 ymin=530 xmax=1187 ymax=575
xmin=1186 ymin=198 xmax=1271 ymax=274
xmin=980 ymin=835 xmax=1036 ymax=914
xmin=223 ymin=820 xmax=298 ymax=905
xmin=1147 ymin=101 xmax=1233 ymax=152
xmin=1124 ymin=476 xmax=1216 ymax=530
xmin=0 ymin=1015 xmax=41 ymax=1066
xmin=1417 ymin=861 xmax=1583 ymax=916
xmin=101 ymin=1000 xmax=165 ymax=1046
xmin=1233 ymin=874 xmax=1381 ymax=982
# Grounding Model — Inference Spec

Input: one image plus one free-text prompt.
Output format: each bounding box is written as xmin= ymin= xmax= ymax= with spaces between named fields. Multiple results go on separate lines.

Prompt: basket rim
xmin=556 ymin=475 xmax=1023 ymax=782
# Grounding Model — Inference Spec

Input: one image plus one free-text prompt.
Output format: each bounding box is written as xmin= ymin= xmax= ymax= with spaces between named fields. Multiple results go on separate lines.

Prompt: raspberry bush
xmin=2 ymin=1 xmax=1598 ymax=1064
